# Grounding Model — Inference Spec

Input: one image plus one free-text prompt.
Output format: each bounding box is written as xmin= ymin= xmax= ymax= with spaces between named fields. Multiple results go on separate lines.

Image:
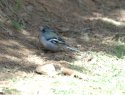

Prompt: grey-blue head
xmin=39 ymin=26 xmax=54 ymax=33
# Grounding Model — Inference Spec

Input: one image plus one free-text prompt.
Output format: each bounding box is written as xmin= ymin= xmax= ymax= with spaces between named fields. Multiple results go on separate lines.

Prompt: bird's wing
xmin=47 ymin=37 xmax=65 ymax=45
xmin=45 ymin=30 xmax=65 ymax=44
xmin=48 ymin=38 xmax=80 ymax=52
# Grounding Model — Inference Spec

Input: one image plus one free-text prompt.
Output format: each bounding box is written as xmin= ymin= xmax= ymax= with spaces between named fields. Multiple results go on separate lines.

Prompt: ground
xmin=0 ymin=0 xmax=125 ymax=95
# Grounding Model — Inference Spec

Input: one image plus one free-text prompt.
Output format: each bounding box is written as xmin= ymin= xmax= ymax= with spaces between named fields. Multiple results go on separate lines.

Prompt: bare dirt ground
xmin=0 ymin=0 xmax=125 ymax=95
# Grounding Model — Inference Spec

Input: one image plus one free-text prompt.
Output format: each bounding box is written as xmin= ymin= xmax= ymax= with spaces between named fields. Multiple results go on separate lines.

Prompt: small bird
xmin=39 ymin=26 xmax=80 ymax=52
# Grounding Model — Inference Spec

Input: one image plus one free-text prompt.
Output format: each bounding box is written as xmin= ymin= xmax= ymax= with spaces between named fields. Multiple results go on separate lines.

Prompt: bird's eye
xmin=42 ymin=29 xmax=46 ymax=32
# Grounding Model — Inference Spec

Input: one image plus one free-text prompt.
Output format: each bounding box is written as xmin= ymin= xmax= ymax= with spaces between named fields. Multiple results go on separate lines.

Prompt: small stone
xmin=36 ymin=64 xmax=57 ymax=76
xmin=81 ymin=33 xmax=90 ymax=42
xmin=7 ymin=29 xmax=13 ymax=36
xmin=26 ymin=5 xmax=33 ymax=12
xmin=0 ymin=88 xmax=4 ymax=94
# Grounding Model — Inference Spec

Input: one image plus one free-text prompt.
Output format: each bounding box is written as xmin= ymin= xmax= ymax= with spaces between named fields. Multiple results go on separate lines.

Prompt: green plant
xmin=14 ymin=0 xmax=23 ymax=11
xmin=2 ymin=88 xmax=20 ymax=95
xmin=11 ymin=20 xmax=25 ymax=31
xmin=112 ymin=44 xmax=125 ymax=58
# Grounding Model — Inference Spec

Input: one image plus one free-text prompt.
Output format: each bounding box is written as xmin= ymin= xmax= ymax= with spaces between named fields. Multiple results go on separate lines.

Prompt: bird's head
xmin=39 ymin=26 xmax=54 ymax=33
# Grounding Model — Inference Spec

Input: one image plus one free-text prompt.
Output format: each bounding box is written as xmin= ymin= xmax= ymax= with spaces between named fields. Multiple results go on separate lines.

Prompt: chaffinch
xmin=39 ymin=26 xmax=79 ymax=52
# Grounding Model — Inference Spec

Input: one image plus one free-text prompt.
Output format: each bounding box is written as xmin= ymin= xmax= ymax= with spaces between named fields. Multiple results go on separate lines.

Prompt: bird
xmin=39 ymin=26 xmax=80 ymax=52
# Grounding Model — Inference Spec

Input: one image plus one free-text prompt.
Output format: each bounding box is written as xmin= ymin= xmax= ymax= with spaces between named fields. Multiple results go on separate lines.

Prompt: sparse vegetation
xmin=14 ymin=0 xmax=23 ymax=11
xmin=11 ymin=20 xmax=25 ymax=31
xmin=0 ymin=0 xmax=125 ymax=95
xmin=2 ymin=87 xmax=20 ymax=95
xmin=0 ymin=0 xmax=25 ymax=31
xmin=112 ymin=44 xmax=125 ymax=58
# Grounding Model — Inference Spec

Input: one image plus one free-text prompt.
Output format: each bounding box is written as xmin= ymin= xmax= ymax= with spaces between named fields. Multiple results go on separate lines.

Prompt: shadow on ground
xmin=0 ymin=0 xmax=125 ymax=81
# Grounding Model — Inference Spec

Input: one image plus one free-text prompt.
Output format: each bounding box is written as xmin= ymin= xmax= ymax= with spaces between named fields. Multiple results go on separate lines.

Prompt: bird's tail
xmin=64 ymin=45 xmax=80 ymax=52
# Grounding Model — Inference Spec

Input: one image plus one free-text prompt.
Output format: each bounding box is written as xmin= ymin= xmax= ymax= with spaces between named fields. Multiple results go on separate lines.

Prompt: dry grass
xmin=0 ymin=0 xmax=125 ymax=95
